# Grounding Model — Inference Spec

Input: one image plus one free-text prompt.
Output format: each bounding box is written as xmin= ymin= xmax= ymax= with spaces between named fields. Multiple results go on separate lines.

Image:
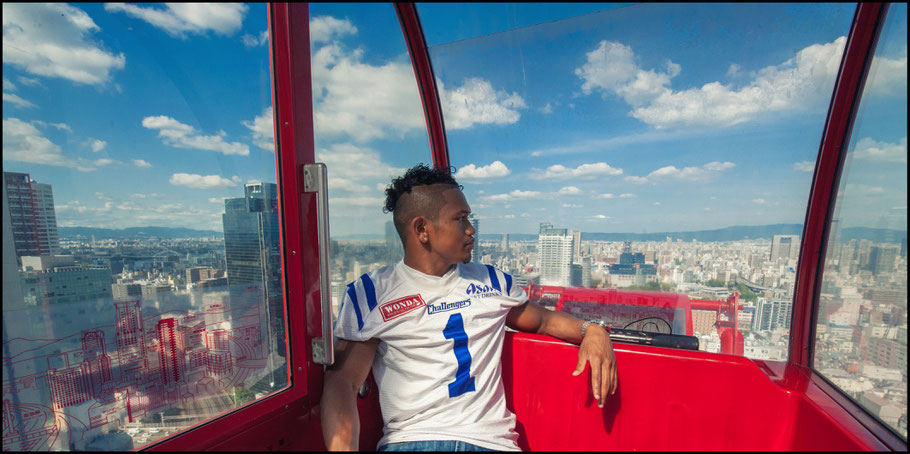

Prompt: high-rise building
xmin=222 ymin=181 xmax=284 ymax=356
xmin=869 ymin=244 xmax=900 ymax=276
xmin=770 ymin=235 xmax=800 ymax=263
xmin=753 ymin=298 xmax=793 ymax=331
xmin=4 ymin=172 xmax=60 ymax=263
xmin=581 ymin=256 xmax=592 ymax=287
xmin=19 ymin=255 xmax=112 ymax=305
xmin=501 ymin=233 xmax=509 ymax=253
xmin=157 ymin=318 xmax=184 ymax=386
xmin=572 ymin=230 xmax=582 ymax=263
xmin=538 ymin=227 xmax=573 ymax=286
xmin=115 ymin=300 xmax=149 ymax=381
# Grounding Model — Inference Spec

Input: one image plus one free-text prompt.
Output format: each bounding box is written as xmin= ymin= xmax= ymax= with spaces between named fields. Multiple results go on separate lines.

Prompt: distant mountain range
xmin=59 ymin=224 xmax=905 ymax=244
xmin=59 ymin=226 xmax=222 ymax=239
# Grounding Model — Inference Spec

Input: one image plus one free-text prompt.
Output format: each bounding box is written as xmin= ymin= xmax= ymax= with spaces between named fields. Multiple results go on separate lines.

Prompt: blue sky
xmin=3 ymin=3 xmax=907 ymax=237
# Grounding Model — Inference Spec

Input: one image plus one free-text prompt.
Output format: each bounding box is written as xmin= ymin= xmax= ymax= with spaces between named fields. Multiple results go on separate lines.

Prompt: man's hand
xmin=572 ymin=325 xmax=617 ymax=408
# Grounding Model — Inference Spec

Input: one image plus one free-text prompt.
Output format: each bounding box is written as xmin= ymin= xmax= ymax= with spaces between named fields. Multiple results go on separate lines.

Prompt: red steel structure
xmin=139 ymin=3 xmax=906 ymax=451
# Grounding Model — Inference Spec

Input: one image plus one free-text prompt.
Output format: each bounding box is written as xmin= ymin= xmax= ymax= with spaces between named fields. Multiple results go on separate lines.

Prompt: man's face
xmin=429 ymin=187 xmax=475 ymax=265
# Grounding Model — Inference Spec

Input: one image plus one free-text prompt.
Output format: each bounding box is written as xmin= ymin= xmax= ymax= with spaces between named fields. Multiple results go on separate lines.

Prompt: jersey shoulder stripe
xmin=346 ymin=282 xmax=364 ymax=331
xmin=484 ymin=264 xmax=502 ymax=292
xmin=361 ymin=273 xmax=378 ymax=311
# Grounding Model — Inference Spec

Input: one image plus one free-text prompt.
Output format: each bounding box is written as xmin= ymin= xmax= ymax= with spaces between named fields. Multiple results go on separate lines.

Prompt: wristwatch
xmin=581 ymin=319 xmax=610 ymax=339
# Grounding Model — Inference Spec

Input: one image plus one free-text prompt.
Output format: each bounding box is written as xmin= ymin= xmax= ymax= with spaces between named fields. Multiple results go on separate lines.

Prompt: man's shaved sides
xmin=393 ymin=183 xmax=458 ymax=241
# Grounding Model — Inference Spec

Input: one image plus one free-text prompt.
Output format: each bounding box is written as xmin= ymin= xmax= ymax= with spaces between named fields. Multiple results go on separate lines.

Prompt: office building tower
xmin=573 ymin=230 xmax=582 ymax=263
xmin=157 ymin=318 xmax=184 ymax=386
xmin=501 ymin=233 xmax=509 ymax=253
xmin=770 ymin=235 xmax=800 ymax=263
xmin=570 ymin=264 xmax=583 ymax=287
xmin=538 ymin=227 xmax=574 ymax=286
xmin=81 ymin=331 xmax=112 ymax=399
xmin=753 ymin=298 xmax=793 ymax=331
xmin=222 ymin=181 xmax=284 ymax=357
xmin=4 ymin=172 xmax=60 ymax=263
xmin=469 ymin=214 xmax=480 ymax=262
xmin=115 ymin=300 xmax=149 ymax=381
xmin=869 ymin=244 xmax=900 ymax=276
xmin=581 ymin=256 xmax=592 ymax=287
xmin=19 ymin=255 xmax=112 ymax=305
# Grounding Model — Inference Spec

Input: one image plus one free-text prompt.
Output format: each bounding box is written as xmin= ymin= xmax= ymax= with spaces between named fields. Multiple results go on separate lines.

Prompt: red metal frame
xmin=395 ymin=3 xmax=451 ymax=171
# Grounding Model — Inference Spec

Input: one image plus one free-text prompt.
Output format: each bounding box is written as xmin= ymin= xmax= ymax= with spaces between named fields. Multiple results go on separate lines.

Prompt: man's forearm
xmin=321 ymin=376 xmax=361 ymax=451
xmin=540 ymin=309 xmax=604 ymax=345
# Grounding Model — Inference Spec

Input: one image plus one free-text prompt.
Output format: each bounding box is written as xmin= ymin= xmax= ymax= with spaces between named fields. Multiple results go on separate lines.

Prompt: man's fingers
xmin=572 ymin=354 xmax=586 ymax=376
xmin=610 ymin=363 xmax=618 ymax=395
xmin=590 ymin=358 xmax=601 ymax=404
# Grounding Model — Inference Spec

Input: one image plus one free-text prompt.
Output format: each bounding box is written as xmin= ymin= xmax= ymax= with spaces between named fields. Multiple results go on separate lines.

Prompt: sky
xmin=2 ymin=3 xmax=907 ymax=238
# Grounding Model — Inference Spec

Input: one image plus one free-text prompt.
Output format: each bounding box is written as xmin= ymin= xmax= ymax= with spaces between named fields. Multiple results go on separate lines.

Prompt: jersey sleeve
xmin=483 ymin=264 xmax=528 ymax=309
xmin=333 ymin=273 xmax=386 ymax=342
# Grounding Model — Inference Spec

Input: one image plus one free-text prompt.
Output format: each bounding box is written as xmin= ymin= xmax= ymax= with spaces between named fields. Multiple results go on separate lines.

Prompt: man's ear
xmin=412 ymin=216 xmax=430 ymax=244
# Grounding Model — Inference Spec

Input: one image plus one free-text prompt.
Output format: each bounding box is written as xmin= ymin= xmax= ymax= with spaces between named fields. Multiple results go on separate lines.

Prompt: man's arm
xmin=321 ymin=338 xmax=379 ymax=451
xmin=506 ymin=302 xmax=617 ymax=407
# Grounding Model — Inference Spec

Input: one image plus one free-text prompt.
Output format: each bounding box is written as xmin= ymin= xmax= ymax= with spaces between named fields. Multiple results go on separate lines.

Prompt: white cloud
xmin=562 ymin=203 xmax=582 ymax=208
xmin=591 ymin=214 xmax=611 ymax=219
xmin=142 ymin=115 xmax=249 ymax=156
xmin=596 ymin=193 xmax=615 ymax=199
xmin=311 ymin=16 xmax=524 ymax=142
xmin=94 ymin=158 xmax=114 ymax=166
xmin=310 ymin=16 xmax=357 ymax=44
xmin=316 ymin=143 xmax=404 ymax=196
xmin=539 ymin=103 xmax=553 ymax=114
xmin=2 ymin=78 xmax=15 ymax=91
xmin=844 ymin=184 xmax=885 ymax=196
xmin=17 ymin=76 xmax=40 ymax=87
xmin=3 ymin=3 xmax=126 ymax=85
xmin=793 ymin=161 xmax=815 ymax=172
xmin=625 ymin=161 xmax=735 ymax=184
xmin=455 ymin=161 xmax=511 ymax=180
xmin=104 ymin=3 xmax=248 ymax=38
xmin=576 ymin=37 xmax=906 ymax=130
xmin=242 ymin=30 xmax=268 ymax=47
xmin=558 ymin=186 xmax=582 ymax=195
xmin=133 ymin=159 xmax=153 ymax=168
xmin=480 ymin=189 xmax=542 ymax=202
xmin=852 ymin=136 xmax=906 ymax=163
xmin=530 ymin=162 xmax=623 ymax=180
xmin=2 ymin=118 xmax=90 ymax=170
xmin=243 ymin=107 xmax=275 ymax=152
xmin=619 ymin=193 xmax=636 ymax=198
xmin=87 ymin=139 xmax=107 ymax=153
xmin=169 ymin=173 xmax=241 ymax=189
xmin=438 ymin=77 xmax=528 ymax=129
xmin=2 ymin=92 xmax=35 ymax=108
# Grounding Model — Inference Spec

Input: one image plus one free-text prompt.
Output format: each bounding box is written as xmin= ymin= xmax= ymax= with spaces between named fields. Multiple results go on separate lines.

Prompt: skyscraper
xmin=222 ymin=181 xmax=284 ymax=357
xmin=4 ymin=172 xmax=60 ymax=263
xmin=538 ymin=227 xmax=573 ymax=286
xmin=869 ymin=244 xmax=900 ymax=276
xmin=771 ymin=235 xmax=800 ymax=263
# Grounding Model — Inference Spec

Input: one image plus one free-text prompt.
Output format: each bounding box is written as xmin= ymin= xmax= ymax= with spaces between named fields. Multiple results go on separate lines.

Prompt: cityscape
xmin=4 ymin=170 xmax=905 ymax=450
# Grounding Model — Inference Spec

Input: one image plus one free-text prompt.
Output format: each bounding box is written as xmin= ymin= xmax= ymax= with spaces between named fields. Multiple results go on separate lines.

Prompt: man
xmin=321 ymin=164 xmax=616 ymax=451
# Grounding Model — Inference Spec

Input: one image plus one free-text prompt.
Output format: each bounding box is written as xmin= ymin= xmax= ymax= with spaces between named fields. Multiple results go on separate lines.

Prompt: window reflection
xmin=423 ymin=3 xmax=857 ymax=358
xmin=2 ymin=3 xmax=286 ymax=450
xmin=814 ymin=3 xmax=908 ymax=439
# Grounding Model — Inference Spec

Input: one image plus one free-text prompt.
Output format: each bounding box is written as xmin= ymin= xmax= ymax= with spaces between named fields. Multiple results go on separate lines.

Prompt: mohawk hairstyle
xmin=383 ymin=163 xmax=461 ymax=214
xmin=384 ymin=164 xmax=462 ymax=240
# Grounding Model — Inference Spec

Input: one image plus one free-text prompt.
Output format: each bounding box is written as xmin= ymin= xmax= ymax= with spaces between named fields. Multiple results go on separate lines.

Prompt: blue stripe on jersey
xmin=504 ymin=272 xmax=512 ymax=295
xmin=361 ymin=274 xmax=378 ymax=311
xmin=346 ymin=283 xmax=364 ymax=331
xmin=485 ymin=265 xmax=501 ymax=292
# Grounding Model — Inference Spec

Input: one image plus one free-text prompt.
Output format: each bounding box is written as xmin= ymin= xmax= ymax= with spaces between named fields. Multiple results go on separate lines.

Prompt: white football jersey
xmin=334 ymin=261 xmax=528 ymax=451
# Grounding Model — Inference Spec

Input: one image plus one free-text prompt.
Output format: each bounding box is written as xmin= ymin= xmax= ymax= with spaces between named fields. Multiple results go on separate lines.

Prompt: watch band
xmin=581 ymin=319 xmax=610 ymax=339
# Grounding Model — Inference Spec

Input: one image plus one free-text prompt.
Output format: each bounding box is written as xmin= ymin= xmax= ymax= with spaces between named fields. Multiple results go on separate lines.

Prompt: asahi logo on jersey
xmin=465 ymin=283 xmax=501 ymax=299
xmin=427 ymin=298 xmax=471 ymax=315
xmin=379 ymin=294 xmax=426 ymax=322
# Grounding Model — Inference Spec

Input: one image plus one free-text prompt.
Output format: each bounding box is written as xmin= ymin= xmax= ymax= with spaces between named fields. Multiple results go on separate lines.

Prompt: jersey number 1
xmin=443 ymin=313 xmax=476 ymax=398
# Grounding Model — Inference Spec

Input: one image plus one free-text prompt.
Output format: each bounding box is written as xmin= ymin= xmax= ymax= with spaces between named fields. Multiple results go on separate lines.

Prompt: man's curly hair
xmin=384 ymin=164 xmax=462 ymax=240
xmin=383 ymin=164 xmax=461 ymax=214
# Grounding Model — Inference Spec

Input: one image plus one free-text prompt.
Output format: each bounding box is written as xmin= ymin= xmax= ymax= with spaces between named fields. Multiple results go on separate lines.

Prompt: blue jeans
xmin=378 ymin=440 xmax=499 ymax=451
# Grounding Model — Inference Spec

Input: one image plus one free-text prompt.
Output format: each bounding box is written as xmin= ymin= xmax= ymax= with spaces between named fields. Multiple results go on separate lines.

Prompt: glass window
xmin=307 ymin=4 xmax=432 ymax=319
xmin=3 ymin=3 xmax=287 ymax=450
xmin=419 ymin=3 xmax=857 ymax=358
xmin=814 ymin=3 xmax=908 ymax=440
